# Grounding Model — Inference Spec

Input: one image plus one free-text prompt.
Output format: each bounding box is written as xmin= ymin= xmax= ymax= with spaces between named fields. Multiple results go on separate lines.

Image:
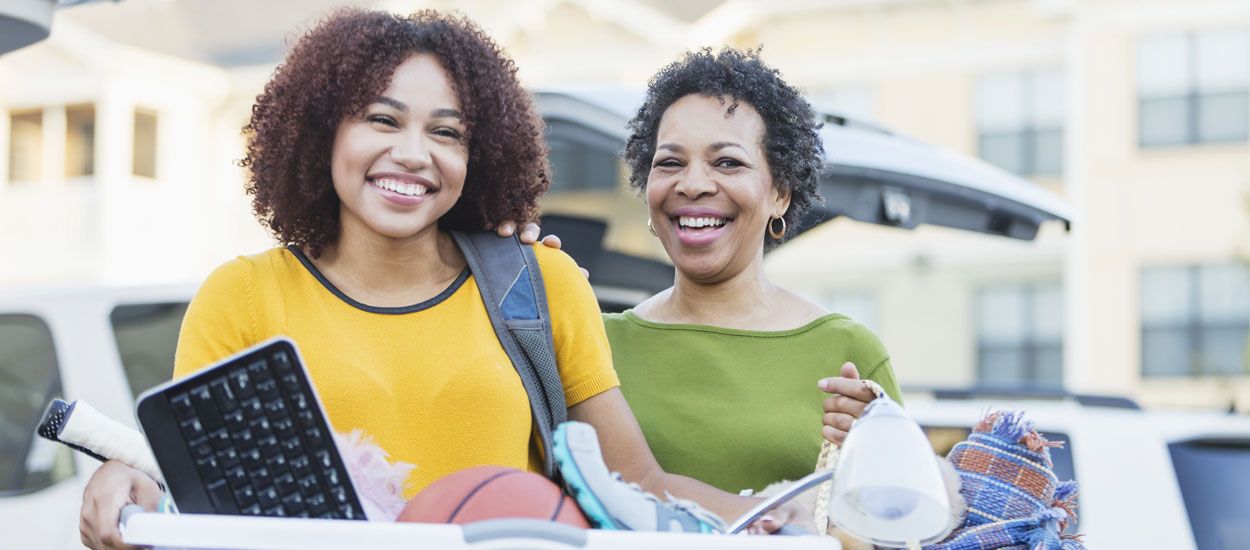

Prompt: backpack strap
xmin=450 ymin=230 xmax=567 ymax=478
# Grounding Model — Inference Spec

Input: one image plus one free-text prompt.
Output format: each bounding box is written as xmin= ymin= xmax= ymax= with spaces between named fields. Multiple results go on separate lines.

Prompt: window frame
xmin=974 ymin=70 xmax=1065 ymax=177
xmin=1138 ymin=30 xmax=1250 ymax=148
xmin=975 ymin=281 xmax=1065 ymax=387
xmin=1140 ymin=263 xmax=1250 ymax=377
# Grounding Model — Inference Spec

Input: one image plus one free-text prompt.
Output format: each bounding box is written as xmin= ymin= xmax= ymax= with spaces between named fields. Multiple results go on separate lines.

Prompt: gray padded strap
xmin=451 ymin=231 xmax=566 ymax=477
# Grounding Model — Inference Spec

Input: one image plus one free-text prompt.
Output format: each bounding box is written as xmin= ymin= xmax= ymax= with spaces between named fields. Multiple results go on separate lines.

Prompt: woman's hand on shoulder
xmin=816 ymin=362 xmax=878 ymax=446
xmin=80 ymin=460 xmax=163 ymax=550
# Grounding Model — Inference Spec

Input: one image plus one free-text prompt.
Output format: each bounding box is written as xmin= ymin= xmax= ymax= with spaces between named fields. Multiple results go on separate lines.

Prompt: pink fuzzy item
xmin=333 ymin=429 xmax=416 ymax=521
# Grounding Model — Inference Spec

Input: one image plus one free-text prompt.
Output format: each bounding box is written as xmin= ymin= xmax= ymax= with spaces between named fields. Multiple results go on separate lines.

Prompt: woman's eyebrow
xmin=708 ymin=141 xmax=746 ymax=153
xmin=431 ymin=108 xmax=463 ymax=120
xmin=373 ymin=96 xmax=408 ymax=112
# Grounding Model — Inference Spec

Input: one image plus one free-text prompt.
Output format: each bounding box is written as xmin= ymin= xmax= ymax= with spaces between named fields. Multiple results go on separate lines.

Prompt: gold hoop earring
xmin=648 ymin=218 xmax=658 ymax=237
xmin=768 ymin=216 xmax=786 ymax=240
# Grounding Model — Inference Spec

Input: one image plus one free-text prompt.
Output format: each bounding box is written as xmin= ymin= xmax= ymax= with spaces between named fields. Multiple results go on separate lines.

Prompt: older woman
xmin=605 ymin=48 xmax=903 ymax=498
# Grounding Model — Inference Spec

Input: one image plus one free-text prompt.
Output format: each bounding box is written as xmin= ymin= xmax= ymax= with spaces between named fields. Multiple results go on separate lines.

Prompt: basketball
xmin=397 ymin=466 xmax=590 ymax=528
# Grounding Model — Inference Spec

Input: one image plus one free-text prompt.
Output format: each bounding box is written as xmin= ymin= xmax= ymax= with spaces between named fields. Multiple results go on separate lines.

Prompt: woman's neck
xmin=654 ymin=258 xmax=782 ymax=329
xmin=310 ymin=216 xmax=465 ymax=307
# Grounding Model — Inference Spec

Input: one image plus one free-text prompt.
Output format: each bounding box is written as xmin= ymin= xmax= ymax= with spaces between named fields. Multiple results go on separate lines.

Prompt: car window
xmin=110 ymin=302 xmax=188 ymax=398
xmin=0 ymin=314 xmax=75 ymax=496
xmin=923 ymin=425 xmax=1078 ymax=530
xmin=1170 ymin=439 xmax=1250 ymax=550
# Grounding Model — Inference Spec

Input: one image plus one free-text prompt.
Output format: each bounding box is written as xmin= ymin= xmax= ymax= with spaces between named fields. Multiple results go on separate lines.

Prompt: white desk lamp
xmin=828 ymin=396 xmax=954 ymax=549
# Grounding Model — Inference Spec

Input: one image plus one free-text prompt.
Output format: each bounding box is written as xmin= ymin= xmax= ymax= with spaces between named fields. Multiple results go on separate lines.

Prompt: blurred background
xmin=4 ymin=0 xmax=1246 ymax=411
xmin=2 ymin=1 xmax=1250 ymax=548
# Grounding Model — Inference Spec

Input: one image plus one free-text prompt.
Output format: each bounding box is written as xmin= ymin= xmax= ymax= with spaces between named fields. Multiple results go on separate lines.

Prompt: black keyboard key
xmin=295 ymin=410 xmax=316 ymax=430
xmin=268 ymin=453 xmax=288 ymax=471
xmin=274 ymin=472 xmax=297 ymax=496
xmin=263 ymin=398 xmax=287 ymax=419
xmin=340 ymin=504 xmax=359 ymax=520
xmin=258 ymin=486 xmax=280 ymax=509
xmin=229 ymin=368 xmax=255 ymax=399
xmin=304 ymin=427 xmax=324 ymax=447
xmin=291 ymin=393 xmax=310 ymax=413
xmin=258 ymin=434 xmax=280 ymax=458
xmin=190 ymin=385 xmax=223 ymax=430
xmin=206 ymin=479 xmax=239 ymax=514
xmin=290 ymin=455 xmax=312 ymax=478
xmin=179 ymin=418 xmax=204 ymax=440
xmin=225 ymin=466 xmax=249 ymax=490
xmin=208 ymin=428 xmax=231 ymax=450
xmin=195 ymin=455 xmax=222 ymax=480
xmin=170 ymin=394 xmax=196 ymax=422
xmin=240 ymin=397 xmax=264 ymax=420
xmin=240 ymin=447 xmax=263 ymax=471
xmin=265 ymin=506 xmax=286 ymax=517
xmin=271 ymin=350 xmax=293 ymax=374
xmin=250 ymin=467 xmax=272 ymax=490
xmin=216 ymin=447 xmax=240 ymax=469
xmin=331 ymin=486 xmax=348 ymax=505
xmin=249 ymin=416 xmax=272 ymax=435
xmin=189 ymin=436 xmax=213 ymax=458
xmin=241 ymin=503 xmax=262 ymax=516
xmin=306 ymin=493 xmax=328 ymax=515
xmin=281 ymin=491 xmax=304 ymax=510
xmin=274 ymin=418 xmax=296 ymax=440
xmin=247 ymin=360 xmax=272 ymax=381
xmin=256 ymin=379 xmax=279 ymax=400
xmin=280 ymin=373 xmax=301 ymax=394
xmin=322 ymin=468 xmax=340 ymax=488
xmin=232 ymin=427 xmax=255 ymax=447
xmin=297 ymin=474 xmax=320 ymax=496
xmin=281 ymin=436 xmax=301 ymax=455
xmin=234 ymin=484 xmax=257 ymax=507
xmin=222 ymin=409 xmax=246 ymax=432
xmin=314 ymin=450 xmax=332 ymax=470
xmin=293 ymin=510 xmax=310 ymax=518
xmin=210 ymin=379 xmax=237 ymax=411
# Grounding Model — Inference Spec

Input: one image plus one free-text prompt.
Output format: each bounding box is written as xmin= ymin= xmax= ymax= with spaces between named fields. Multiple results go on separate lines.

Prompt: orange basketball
xmin=397 ymin=466 xmax=590 ymax=528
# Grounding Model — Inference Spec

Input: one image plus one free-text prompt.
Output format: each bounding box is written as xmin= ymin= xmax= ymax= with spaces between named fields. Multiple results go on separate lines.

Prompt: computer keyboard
xmin=137 ymin=337 xmax=366 ymax=520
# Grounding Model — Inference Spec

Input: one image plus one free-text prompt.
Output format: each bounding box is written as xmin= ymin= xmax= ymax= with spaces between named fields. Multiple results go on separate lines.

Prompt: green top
xmin=605 ymin=310 xmax=902 ymax=493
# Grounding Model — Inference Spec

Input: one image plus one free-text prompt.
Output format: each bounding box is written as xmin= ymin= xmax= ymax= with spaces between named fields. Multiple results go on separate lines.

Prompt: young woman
xmin=77 ymin=11 xmax=793 ymax=549
xmin=606 ymin=48 xmax=903 ymax=496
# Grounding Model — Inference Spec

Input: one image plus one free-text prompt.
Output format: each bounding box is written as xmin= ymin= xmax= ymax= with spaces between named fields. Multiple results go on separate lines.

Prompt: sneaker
xmin=552 ymin=421 xmax=725 ymax=533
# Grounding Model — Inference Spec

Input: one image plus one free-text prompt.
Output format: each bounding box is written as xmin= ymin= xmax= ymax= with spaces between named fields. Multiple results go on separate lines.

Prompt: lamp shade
xmin=829 ymin=397 xmax=952 ymax=547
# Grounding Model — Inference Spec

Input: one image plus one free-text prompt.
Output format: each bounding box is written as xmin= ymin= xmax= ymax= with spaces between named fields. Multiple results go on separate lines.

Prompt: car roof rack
xmin=906 ymin=386 xmax=1141 ymax=410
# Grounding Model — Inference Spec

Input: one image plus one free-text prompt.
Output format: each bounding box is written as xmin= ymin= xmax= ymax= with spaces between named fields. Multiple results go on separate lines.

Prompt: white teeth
xmin=678 ymin=216 xmax=727 ymax=229
xmin=372 ymin=178 xmax=429 ymax=197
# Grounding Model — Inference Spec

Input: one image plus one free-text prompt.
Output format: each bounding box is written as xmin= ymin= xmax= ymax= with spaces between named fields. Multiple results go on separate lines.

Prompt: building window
xmin=7 ymin=109 xmax=42 ymax=183
xmin=0 ymin=314 xmax=76 ymax=495
xmin=976 ymin=282 xmax=1064 ymax=386
xmin=133 ymin=109 xmax=158 ymax=178
xmin=545 ymin=119 xmax=621 ymax=192
xmin=65 ymin=104 xmax=95 ymax=178
xmin=1141 ymin=264 xmax=1249 ymax=376
xmin=110 ymin=302 xmax=188 ymax=398
xmin=1137 ymin=30 xmax=1249 ymax=147
xmin=975 ymin=70 xmax=1064 ymax=176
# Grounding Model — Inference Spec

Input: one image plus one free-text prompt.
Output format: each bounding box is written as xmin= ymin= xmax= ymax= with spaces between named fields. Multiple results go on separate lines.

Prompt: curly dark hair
xmin=241 ymin=9 xmax=549 ymax=257
xmin=624 ymin=48 xmax=823 ymax=245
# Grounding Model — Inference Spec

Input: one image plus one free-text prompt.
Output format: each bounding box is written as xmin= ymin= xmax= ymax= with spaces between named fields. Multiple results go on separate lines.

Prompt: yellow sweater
xmin=172 ymin=244 xmax=618 ymax=496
